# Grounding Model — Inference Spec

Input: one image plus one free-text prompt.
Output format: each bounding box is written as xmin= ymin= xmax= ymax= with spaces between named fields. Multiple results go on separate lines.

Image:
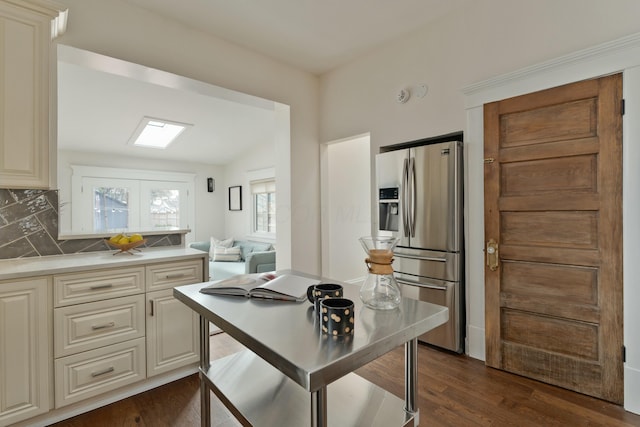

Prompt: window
xmin=148 ymin=189 xmax=180 ymax=228
xmin=251 ymin=178 xmax=276 ymax=236
xmin=93 ymin=186 xmax=131 ymax=231
xmin=71 ymin=166 xmax=194 ymax=234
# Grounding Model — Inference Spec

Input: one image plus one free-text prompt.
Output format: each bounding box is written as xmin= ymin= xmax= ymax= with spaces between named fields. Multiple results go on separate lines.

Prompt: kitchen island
xmin=174 ymin=271 xmax=449 ymax=427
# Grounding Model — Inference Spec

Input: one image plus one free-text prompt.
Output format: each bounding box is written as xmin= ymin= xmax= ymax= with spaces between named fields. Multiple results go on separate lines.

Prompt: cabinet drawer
xmin=54 ymin=294 xmax=145 ymax=358
xmin=54 ymin=267 xmax=145 ymax=307
xmin=54 ymin=337 xmax=146 ymax=408
xmin=146 ymin=259 xmax=203 ymax=291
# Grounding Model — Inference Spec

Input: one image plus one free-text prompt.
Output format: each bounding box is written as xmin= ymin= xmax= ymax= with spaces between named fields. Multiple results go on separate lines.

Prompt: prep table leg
xmin=310 ymin=386 xmax=327 ymax=427
xmin=405 ymin=338 xmax=418 ymax=422
xmin=200 ymin=316 xmax=211 ymax=427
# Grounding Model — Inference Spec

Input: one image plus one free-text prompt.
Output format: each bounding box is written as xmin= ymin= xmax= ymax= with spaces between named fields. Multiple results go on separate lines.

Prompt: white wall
xmin=223 ymin=137 xmax=277 ymax=243
xmin=55 ymin=0 xmax=320 ymax=274
xmin=320 ymin=0 xmax=640 ymax=145
xmin=321 ymin=135 xmax=371 ymax=282
xmin=319 ymin=0 xmax=640 ymax=413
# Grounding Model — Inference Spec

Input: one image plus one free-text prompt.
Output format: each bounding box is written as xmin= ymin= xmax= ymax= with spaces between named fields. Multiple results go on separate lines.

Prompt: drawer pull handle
xmin=89 ymin=284 xmax=114 ymax=290
xmin=91 ymin=322 xmax=116 ymax=330
xmin=165 ymin=273 xmax=185 ymax=279
xmin=91 ymin=366 xmax=115 ymax=377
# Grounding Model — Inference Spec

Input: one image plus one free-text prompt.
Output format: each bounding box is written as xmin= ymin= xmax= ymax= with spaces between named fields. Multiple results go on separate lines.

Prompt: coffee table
xmin=173 ymin=271 xmax=448 ymax=427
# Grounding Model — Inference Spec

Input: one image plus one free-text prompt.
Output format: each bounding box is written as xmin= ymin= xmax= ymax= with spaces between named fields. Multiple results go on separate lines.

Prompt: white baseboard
xmin=467 ymin=324 xmax=486 ymax=361
xmin=625 ymin=364 xmax=640 ymax=415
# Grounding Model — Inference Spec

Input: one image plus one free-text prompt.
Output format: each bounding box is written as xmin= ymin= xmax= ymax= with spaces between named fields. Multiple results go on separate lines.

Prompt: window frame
xmin=70 ymin=165 xmax=195 ymax=235
xmin=246 ymin=168 xmax=276 ymax=240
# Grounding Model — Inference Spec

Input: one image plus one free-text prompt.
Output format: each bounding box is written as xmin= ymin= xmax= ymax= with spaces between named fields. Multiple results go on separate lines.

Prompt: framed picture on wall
xmin=229 ymin=186 xmax=242 ymax=211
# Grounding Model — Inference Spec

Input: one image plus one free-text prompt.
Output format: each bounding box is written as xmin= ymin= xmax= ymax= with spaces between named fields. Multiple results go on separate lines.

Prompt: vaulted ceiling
xmin=58 ymin=1 xmax=467 ymax=165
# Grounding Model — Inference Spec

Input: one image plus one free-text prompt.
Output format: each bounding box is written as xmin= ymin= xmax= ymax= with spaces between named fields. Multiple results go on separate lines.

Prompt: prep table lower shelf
xmin=202 ymin=350 xmax=415 ymax=427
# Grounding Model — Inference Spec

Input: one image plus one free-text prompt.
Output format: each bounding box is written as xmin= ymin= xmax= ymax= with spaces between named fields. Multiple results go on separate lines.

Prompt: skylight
xmin=129 ymin=117 xmax=192 ymax=149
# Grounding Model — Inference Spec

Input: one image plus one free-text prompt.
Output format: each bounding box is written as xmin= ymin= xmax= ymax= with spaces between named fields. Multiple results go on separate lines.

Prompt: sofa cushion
xmin=234 ymin=240 xmax=272 ymax=261
xmin=212 ymin=246 xmax=242 ymax=262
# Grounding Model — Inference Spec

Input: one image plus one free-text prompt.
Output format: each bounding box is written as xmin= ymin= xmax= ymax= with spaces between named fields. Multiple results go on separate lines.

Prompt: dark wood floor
xmin=50 ymin=333 xmax=640 ymax=427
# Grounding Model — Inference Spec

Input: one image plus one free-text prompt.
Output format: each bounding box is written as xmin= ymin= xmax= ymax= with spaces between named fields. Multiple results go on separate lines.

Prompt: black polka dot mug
xmin=307 ymin=283 xmax=343 ymax=315
xmin=320 ymin=298 xmax=355 ymax=336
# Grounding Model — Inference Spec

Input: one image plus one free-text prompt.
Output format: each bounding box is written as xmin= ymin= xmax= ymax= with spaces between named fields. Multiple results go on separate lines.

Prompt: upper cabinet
xmin=0 ymin=0 xmax=67 ymax=189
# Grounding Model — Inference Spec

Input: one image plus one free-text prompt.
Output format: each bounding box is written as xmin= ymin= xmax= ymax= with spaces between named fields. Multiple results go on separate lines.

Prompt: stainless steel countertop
xmin=0 ymin=247 xmax=207 ymax=281
xmin=174 ymin=270 xmax=449 ymax=393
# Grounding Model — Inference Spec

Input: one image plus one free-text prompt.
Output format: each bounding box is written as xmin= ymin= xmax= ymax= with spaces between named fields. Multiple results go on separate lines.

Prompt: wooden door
xmin=483 ymin=74 xmax=623 ymax=403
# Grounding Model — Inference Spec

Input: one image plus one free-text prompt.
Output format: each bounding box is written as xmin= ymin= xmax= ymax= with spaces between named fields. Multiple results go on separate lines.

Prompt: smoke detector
xmin=396 ymin=88 xmax=410 ymax=104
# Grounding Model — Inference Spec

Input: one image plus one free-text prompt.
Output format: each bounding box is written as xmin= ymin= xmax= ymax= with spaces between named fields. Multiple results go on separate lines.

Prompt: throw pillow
xmin=209 ymin=236 xmax=234 ymax=259
xmin=212 ymin=246 xmax=242 ymax=262
xmin=211 ymin=236 xmax=233 ymax=248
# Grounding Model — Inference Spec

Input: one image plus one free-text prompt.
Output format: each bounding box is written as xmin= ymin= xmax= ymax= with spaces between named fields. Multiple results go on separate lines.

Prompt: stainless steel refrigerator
xmin=376 ymin=139 xmax=464 ymax=353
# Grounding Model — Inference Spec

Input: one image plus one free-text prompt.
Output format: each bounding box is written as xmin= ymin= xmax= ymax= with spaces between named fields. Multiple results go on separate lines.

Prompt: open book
xmin=199 ymin=273 xmax=319 ymax=302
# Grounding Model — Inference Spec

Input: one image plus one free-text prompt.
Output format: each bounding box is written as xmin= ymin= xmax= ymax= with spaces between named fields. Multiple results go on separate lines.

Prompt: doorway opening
xmin=320 ymin=134 xmax=371 ymax=282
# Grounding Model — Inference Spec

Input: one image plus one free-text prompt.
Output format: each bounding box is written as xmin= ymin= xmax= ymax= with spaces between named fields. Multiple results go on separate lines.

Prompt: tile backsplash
xmin=0 ymin=189 xmax=181 ymax=260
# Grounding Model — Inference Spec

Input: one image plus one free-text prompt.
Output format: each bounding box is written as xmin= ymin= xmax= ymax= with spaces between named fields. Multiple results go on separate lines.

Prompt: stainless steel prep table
xmin=173 ymin=271 xmax=448 ymax=427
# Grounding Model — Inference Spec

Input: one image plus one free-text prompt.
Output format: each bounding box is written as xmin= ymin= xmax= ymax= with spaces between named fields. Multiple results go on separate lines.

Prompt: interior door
xmin=483 ymin=74 xmax=623 ymax=403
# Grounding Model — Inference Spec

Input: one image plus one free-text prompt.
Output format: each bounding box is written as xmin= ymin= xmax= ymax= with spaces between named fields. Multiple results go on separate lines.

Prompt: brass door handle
xmin=486 ymin=239 xmax=499 ymax=271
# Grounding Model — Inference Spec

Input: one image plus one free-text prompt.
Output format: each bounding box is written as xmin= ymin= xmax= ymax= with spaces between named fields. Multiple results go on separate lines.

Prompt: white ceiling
xmin=58 ymin=46 xmax=279 ymax=166
xmin=58 ymin=0 xmax=465 ymax=165
xmin=124 ymin=0 xmax=468 ymax=75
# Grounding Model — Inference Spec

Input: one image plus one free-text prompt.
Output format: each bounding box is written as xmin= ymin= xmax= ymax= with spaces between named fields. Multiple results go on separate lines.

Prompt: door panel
xmin=501 ymin=154 xmax=597 ymax=195
xmin=500 ymin=98 xmax=597 ymax=146
xmin=501 ymin=211 xmax=598 ymax=249
xmin=484 ymin=74 xmax=623 ymax=403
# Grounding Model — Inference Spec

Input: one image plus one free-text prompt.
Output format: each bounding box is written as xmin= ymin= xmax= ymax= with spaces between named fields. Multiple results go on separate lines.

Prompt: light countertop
xmin=0 ymin=247 xmax=207 ymax=281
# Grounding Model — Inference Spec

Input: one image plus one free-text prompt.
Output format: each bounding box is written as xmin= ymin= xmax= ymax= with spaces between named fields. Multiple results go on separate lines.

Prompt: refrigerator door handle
xmin=409 ymin=156 xmax=417 ymax=237
xmin=402 ymin=158 xmax=410 ymax=237
xmin=396 ymin=278 xmax=448 ymax=291
xmin=395 ymin=253 xmax=447 ymax=263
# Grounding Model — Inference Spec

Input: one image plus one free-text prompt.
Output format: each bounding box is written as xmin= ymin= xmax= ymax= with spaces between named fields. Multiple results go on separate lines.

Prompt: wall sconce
xmin=207 ymin=177 xmax=215 ymax=192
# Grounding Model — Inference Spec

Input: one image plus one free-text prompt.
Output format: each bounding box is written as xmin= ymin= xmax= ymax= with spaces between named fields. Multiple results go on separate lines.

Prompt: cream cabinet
xmin=0 ymin=0 xmax=67 ymax=189
xmin=53 ymin=267 xmax=147 ymax=408
xmin=52 ymin=258 xmax=203 ymax=406
xmin=145 ymin=260 xmax=201 ymax=377
xmin=0 ymin=250 xmax=206 ymax=424
xmin=0 ymin=276 xmax=51 ymax=427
